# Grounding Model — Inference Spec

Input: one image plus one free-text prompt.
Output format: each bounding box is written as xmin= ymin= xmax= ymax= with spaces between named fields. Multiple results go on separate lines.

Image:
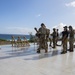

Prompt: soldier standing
xmin=49 ymin=34 xmax=52 ymax=47
xmin=51 ymin=28 xmax=57 ymax=48
xmin=56 ymin=29 xmax=59 ymax=46
xmin=11 ymin=36 xmax=16 ymax=47
xmin=37 ymin=23 xmax=48 ymax=53
xmin=68 ymin=26 xmax=74 ymax=52
xmin=61 ymin=26 xmax=69 ymax=54
xmin=17 ymin=36 xmax=22 ymax=47
xmin=49 ymin=30 xmax=52 ymax=47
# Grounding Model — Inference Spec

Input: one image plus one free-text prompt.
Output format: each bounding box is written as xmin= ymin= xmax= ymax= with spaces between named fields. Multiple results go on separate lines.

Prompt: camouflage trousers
xmin=38 ymin=36 xmax=48 ymax=51
xmin=69 ymin=37 xmax=74 ymax=51
xmin=49 ymin=38 xmax=52 ymax=46
xmin=62 ymin=38 xmax=67 ymax=52
xmin=53 ymin=38 xmax=56 ymax=48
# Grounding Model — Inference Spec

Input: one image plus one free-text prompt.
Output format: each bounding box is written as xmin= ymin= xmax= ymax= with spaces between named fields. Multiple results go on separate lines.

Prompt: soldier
xmin=49 ymin=34 xmax=52 ymax=47
xmin=68 ymin=26 xmax=74 ymax=52
xmin=36 ymin=23 xmax=48 ymax=53
xmin=11 ymin=36 xmax=16 ymax=47
xmin=56 ymin=29 xmax=59 ymax=46
xmin=17 ymin=36 xmax=22 ymax=47
xmin=17 ymin=36 xmax=21 ymax=42
xmin=23 ymin=36 xmax=30 ymax=46
xmin=61 ymin=26 xmax=69 ymax=54
xmin=51 ymin=28 xmax=57 ymax=48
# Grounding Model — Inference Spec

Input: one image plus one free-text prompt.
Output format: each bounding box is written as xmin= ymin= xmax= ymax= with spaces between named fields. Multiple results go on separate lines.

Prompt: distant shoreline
xmin=0 ymin=41 xmax=11 ymax=45
xmin=0 ymin=34 xmax=30 ymax=41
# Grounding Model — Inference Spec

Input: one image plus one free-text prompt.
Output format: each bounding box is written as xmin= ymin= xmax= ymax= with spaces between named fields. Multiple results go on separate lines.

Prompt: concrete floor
xmin=0 ymin=43 xmax=75 ymax=75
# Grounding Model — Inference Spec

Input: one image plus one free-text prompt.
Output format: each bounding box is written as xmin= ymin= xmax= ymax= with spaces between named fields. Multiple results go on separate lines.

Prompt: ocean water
xmin=0 ymin=34 xmax=30 ymax=41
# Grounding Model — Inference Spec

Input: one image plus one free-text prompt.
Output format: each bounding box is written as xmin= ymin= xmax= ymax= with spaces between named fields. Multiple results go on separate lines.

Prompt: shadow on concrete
xmin=24 ymin=50 xmax=62 ymax=60
xmin=0 ymin=44 xmax=62 ymax=60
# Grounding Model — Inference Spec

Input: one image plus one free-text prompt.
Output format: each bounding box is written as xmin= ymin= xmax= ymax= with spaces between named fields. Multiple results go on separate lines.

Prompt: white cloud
xmin=0 ymin=27 xmax=36 ymax=35
xmin=36 ymin=14 xmax=41 ymax=17
xmin=1 ymin=23 xmax=75 ymax=35
xmin=65 ymin=1 xmax=75 ymax=7
xmin=51 ymin=23 xmax=75 ymax=33
xmin=51 ymin=23 xmax=66 ymax=33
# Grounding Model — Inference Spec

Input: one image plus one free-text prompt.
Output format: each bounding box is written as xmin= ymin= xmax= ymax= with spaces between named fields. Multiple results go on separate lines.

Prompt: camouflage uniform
xmin=61 ymin=26 xmax=69 ymax=54
xmin=68 ymin=26 xmax=74 ymax=52
xmin=49 ymin=30 xmax=52 ymax=47
xmin=11 ymin=36 xmax=16 ymax=47
xmin=51 ymin=28 xmax=57 ymax=48
xmin=37 ymin=23 xmax=49 ymax=53
xmin=56 ymin=29 xmax=59 ymax=45
xmin=17 ymin=36 xmax=22 ymax=47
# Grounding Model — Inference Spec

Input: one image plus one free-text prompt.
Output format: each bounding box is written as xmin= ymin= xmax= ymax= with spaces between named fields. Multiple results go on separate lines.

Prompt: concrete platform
xmin=0 ymin=43 xmax=75 ymax=75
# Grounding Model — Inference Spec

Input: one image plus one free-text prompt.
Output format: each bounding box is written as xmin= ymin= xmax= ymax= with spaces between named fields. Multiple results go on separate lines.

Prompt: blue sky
xmin=0 ymin=0 xmax=75 ymax=34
